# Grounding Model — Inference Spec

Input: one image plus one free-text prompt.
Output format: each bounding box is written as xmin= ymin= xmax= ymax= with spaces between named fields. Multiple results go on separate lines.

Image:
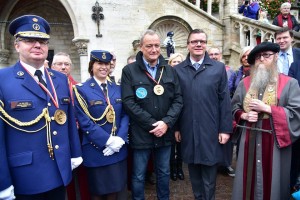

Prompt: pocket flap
xmin=9 ymin=151 xmax=33 ymax=167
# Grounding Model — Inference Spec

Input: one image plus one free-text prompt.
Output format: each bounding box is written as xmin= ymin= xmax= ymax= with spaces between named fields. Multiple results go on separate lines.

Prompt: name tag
xmin=10 ymin=101 xmax=33 ymax=109
xmin=90 ymin=100 xmax=104 ymax=106
xmin=61 ymin=97 xmax=70 ymax=104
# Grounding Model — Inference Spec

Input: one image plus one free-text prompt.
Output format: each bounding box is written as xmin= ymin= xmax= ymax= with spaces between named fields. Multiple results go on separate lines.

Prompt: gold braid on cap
xmin=0 ymin=100 xmax=54 ymax=159
xmin=73 ymin=85 xmax=116 ymax=135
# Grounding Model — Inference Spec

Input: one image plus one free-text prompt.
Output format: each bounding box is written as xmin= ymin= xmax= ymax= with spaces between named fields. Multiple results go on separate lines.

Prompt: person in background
xmin=0 ymin=14 xmax=82 ymax=200
xmin=174 ymin=29 xmax=232 ymax=199
xmin=256 ymin=9 xmax=270 ymax=44
xmin=73 ymin=50 xmax=129 ymax=200
xmin=231 ymin=42 xmax=300 ymax=200
xmin=109 ymin=51 xmax=118 ymax=84
xmin=228 ymin=46 xmax=253 ymax=98
xmin=272 ymin=2 xmax=300 ymax=32
xmin=168 ymin=53 xmax=185 ymax=181
xmin=238 ymin=0 xmax=260 ymax=20
xmin=208 ymin=47 xmax=235 ymax=177
xmin=208 ymin=47 xmax=235 ymax=81
xmin=51 ymin=52 xmax=90 ymax=200
xmin=275 ymin=27 xmax=300 ymax=75
xmin=127 ymin=55 xmax=136 ymax=64
xmin=121 ymin=29 xmax=183 ymax=200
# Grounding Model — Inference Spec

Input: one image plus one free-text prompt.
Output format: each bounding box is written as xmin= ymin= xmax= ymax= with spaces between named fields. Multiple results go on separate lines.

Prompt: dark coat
xmin=272 ymin=14 xmax=300 ymax=32
xmin=121 ymin=51 xmax=183 ymax=149
xmin=174 ymin=53 xmax=232 ymax=165
xmin=0 ymin=62 xmax=82 ymax=194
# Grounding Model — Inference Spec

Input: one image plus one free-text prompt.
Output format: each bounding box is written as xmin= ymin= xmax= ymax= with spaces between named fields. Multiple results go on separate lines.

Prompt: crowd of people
xmin=1 ymin=9 xmax=300 ymax=200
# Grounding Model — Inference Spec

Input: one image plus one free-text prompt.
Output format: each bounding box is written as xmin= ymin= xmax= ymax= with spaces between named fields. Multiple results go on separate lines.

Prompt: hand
xmin=103 ymin=147 xmax=115 ymax=156
xmin=0 ymin=185 xmax=15 ymax=200
xmin=249 ymin=99 xmax=271 ymax=114
xmin=71 ymin=157 xmax=83 ymax=170
xmin=218 ymin=133 xmax=230 ymax=144
xmin=106 ymin=136 xmax=125 ymax=152
xmin=175 ymin=131 xmax=181 ymax=142
xmin=149 ymin=121 xmax=168 ymax=137
xmin=243 ymin=111 xmax=258 ymax=122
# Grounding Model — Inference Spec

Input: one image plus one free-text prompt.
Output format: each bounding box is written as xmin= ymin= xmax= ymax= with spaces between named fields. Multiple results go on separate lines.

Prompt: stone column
xmin=207 ymin=0 xmax=212 ymax=15
xmin=72 ymin=38 xmax=90 ymax=82
xmin=0 ymin=49 xmax=9 ymax=68
xmin=195 ymin=0 xmax=200 ymax=8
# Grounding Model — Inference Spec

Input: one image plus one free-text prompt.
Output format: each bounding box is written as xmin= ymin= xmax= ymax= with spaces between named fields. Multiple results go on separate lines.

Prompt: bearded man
xmin=231 ymin=42 xmax=300 ymax=200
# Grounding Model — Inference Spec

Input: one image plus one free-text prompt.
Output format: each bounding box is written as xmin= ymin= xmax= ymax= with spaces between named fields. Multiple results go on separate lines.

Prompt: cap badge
xmin=32 ymin=23 xmax=40 ymax=31
xmin=32 ymin=18 xmax=38 ymax=22
xmin=102 ymin=52 xmax=106 ymax=59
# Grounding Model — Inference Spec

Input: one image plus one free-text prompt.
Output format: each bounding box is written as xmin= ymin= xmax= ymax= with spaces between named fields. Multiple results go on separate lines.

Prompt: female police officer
xmin=73 ymin=50 xmax=129 ymax=200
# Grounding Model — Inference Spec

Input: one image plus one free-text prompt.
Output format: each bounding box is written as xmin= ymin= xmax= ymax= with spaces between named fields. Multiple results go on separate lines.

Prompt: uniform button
xmin=86 ymin=131 xmax=89 ymax=134
xmin=55 ymin=145 xmax=59 ymax=149
xmin=257 ymin=160 xmax=261 ymax=163
xmin=48 ymin=103 xmax=51 ymax=107
xmin=51 ymin=116 xmax=55 ymax=120
xmin=53 ymin=131 xmax=57 ymax=136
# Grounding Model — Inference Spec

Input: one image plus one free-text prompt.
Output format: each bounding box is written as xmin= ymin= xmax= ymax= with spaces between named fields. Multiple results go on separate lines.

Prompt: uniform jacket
xmin=0 ymin=62 xmax=81 ymax=195
xmin=174 ymin=53 xmax=232 ymax=165
xmin=74 ymin=78 xmax=129 ymax=167
xmin=121 ymin=51 xmax=183 ymax=149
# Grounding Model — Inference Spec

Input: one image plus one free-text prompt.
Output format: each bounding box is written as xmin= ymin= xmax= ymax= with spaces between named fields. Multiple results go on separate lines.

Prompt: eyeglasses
xmin=254 ymin=53 xmax=275 ymax=60
xmin=209 ymin=53 xmax=220 ymax=56
xmin=17 ymin=38 xmax=49 ymax=46
xmin=188 ymin=40 xmax=207 ymax=46
xmin=53 ymin=62 xmax=71 ymax=67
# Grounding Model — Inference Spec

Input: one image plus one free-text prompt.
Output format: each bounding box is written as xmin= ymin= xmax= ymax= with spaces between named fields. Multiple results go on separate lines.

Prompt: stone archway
xmin=149 ymin=16 xmax=192 ymax=57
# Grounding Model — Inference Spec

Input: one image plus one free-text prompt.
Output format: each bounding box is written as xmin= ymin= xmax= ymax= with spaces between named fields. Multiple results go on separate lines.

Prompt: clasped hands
xmin=242 ymin=99 xmax=271 ymax=122
xmin=103 ymin=135 xmax=125 ymax=156
xmin=149 ymin=121 xmax=168 ymax=137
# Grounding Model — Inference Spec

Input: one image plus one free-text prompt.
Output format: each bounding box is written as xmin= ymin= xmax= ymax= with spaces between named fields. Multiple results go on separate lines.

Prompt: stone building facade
xmin=0 ymin=0 xmax=240 ymax=81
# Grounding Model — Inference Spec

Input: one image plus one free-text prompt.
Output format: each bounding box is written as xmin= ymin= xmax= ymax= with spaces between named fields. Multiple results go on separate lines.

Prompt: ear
xmin=14 ymin=42 xmax=20 ymax=53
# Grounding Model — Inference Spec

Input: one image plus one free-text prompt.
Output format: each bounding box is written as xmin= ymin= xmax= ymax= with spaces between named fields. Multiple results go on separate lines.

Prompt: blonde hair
xmin=239 ymin=46 xmax=253 ymax=64
xmin=168 ymin=53 xmax=184 ymax=65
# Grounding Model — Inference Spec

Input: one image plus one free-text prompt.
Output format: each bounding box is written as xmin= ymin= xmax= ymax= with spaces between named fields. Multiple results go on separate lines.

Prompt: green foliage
xmin=259 ymin=0 xmax=296 ymax=19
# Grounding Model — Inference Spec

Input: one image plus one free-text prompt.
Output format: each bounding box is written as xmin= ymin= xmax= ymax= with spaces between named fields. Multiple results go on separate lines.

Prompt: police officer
xmin=0 ymin=15 xmax=82 ymax=200
xmin=73 ymin=50 xmax=129 ymax=200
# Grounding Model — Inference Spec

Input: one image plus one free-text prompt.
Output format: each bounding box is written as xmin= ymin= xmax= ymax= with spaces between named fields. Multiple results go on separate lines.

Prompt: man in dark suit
xmin=0 ymin=15 xmax=82 ymax=200
xmin=275 ymin=27 xmax=300 ymax=75
xmin=279 ymin=26 xmax=300 ymax=193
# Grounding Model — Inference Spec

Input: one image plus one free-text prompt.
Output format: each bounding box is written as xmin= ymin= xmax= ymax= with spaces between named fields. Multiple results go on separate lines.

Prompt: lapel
xmin=107 ymin=81 xmax=117 ymax=103
xmin=15 ymin=62 xmax=47 ymax=100
xmin=89 ymin=78 xmax=105 ymax=99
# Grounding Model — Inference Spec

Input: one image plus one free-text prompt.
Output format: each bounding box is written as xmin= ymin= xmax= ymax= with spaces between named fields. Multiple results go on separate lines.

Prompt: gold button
xmin=55 ymin=145 xmax=59 ymax=149
xmin=48 ymin=103 xmax=51 ymax=107
xmin=53 ymin=131 xmax=57 ymax=136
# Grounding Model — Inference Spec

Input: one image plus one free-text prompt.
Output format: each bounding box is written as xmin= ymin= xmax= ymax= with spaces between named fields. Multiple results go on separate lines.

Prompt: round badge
xmin=54 ymin=109 xmax=67 ymax=125
xmin=136 ymin=87 xmax=147 ymax=99
xmin=153 ymin=85 xmax=164 ymax=95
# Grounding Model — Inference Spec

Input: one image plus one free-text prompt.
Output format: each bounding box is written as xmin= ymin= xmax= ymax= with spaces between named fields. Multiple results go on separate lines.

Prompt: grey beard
xmin=250 ymin=67 xmax=273 ymax=93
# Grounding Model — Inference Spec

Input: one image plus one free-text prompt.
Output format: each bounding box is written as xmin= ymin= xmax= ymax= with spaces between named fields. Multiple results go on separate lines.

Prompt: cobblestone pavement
xmin=142 ymin=164 xmax=234 ymax=200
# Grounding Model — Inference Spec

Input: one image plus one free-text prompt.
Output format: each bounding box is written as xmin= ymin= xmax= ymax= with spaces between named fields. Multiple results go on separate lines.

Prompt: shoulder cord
xmin=0 ymin=100 xmax=54 ymax=159
xmin=73 ymin=86 xmax=116 ymax=135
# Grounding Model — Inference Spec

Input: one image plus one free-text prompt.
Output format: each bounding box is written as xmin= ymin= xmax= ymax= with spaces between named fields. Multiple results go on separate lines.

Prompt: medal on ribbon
xmin=54 ymin=109 xmax=67 ymax=125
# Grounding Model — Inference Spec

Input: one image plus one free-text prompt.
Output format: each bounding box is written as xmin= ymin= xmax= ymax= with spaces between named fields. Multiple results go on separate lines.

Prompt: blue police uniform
xmin=0 ymin=15 xmax=82 ymax=196
xmin=73 ymin=50 xmax=129 ymax=195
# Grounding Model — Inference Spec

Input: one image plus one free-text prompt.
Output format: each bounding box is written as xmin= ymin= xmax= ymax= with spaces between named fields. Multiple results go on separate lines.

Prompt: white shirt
xmin=20 ymin=61 xmax=46 ymax=83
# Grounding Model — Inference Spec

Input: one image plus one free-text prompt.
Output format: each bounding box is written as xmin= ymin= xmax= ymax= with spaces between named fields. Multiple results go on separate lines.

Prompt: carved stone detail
xmin=72 ymin=38 xmax=90 ymax=56
xmin=0 ymin=49 xmax=9 ymax=64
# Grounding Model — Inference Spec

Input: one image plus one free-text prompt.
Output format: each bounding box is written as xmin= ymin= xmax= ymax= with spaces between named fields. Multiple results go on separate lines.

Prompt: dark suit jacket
xmin=293 ymin=48 xmax=300 ymax=62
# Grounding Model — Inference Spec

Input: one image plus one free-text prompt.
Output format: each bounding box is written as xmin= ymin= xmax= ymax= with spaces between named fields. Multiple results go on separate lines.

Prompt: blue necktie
xmin=282 ymin=53 xmax=289 ymax=75
xmin=193 ymin=63 xmax=200 ymax=70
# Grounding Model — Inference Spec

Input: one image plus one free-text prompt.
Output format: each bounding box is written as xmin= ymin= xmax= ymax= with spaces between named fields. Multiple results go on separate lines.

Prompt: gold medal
xmin=153 ymin=85 xmax=164 ymax=95
xmin=54 ymin=109 xmax=67 ymax=125
xmin=106 ymin=109 xmax=115 ymax=123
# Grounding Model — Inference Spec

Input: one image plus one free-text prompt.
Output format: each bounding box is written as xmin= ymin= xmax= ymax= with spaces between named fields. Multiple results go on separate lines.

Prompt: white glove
xmin=106 ymin=136 xmax=125 ymax=152
xmin=108 ymin=136 xmax=125 ymax=152
xmin=103 ymin=146 xmax=115 ymax=156
xmin=0 ymin=185 xmax=15 ymax=200
xmin=71 ymin=157 xmax=83 ymax=170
